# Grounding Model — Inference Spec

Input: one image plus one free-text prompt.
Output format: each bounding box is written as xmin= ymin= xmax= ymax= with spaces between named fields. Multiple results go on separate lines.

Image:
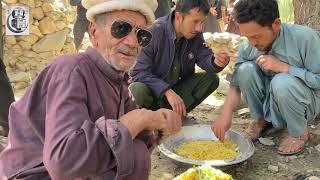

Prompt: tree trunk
xmin=294 ymin=0 xmax=320 ymax=30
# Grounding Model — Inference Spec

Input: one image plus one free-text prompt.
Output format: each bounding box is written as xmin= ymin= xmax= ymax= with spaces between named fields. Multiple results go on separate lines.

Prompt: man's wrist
xmin=281 ymin=63 xmax=289 ymax=73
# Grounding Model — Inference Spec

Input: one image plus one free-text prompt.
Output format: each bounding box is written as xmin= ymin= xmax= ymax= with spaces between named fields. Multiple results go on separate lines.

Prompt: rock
xmin=315 ymin=144 xmax=320 ymax=153
xmin=4 ymin=0 xmax=18 ymax=3
xmin=45 ymin=11 xmax=64 ymax=21
xmin=288 ymin=155 xmax=298 ymax=160
xmin=268 ymin=165 xmax=279 ymax=172
xmin=2 ymin=11 xmax=6 ymax=28
xmin=19 ymin=0 xmax=35 ymax=8
xmin=18 ymin=56 xmax=33 ymax=63
xmin=13 ymin=81 xmax=29 ymax=90
xmin=34 ymin=0 xmax=42 ymax=7
xmin=311 ymin=129 xmax=320 ymax=136
xmin=61 ymin=43 xmax=76 ymax=54
xmin=33 ymin=20 xmax=39 ymax=26
xmin=30 ymin=25 xmax=43 ymax=37
xmin=5 ymin=36 xmax=16 ymax=45
xmin=16 ymin=62 xmax=27 ymax=71
xmin=18 ymin=41 xmax=32 ymax=50
xmin=32 ymin=30 xmax=67 ymax=52
xmin=55 ymin=21 xmax=67 ymax=31
xmin=307 ymin=147 xmax=314 ymax=154
xmin=237 ymin=108 xmax=250 ymax=116
xmin=3 ymin=0 xmax=76 ymax=95
xmin=42 ymin=2 xmax=54 ymax=12
xmin=258 ymin=137 xmax=275 ymax=146
xmin=17 ymin=34 xmax=39 ymax=45
xmin=8 ymin=72 xmax=30 ymax=82
xmin=277 ymin=162 xmax=287 ymax=169
xmin=31 ymin=7 xmax=44 ymax=20
xmin=23 ymin=50 xmax=38 ymax=58
xmin=307 ymin=176 xmax=320 ymax=180
xmin=39 ymin=17 xmax=56 ymax=34
xmin=38 ymin=51 xmax=55 ymax=60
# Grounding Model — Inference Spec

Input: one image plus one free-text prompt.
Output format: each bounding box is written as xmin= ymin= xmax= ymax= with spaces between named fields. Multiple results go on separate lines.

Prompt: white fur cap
xmin=82 ymin=0 xmax=158 ymax=26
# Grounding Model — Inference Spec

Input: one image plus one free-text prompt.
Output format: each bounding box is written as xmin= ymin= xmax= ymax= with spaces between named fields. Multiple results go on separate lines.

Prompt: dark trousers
xmin=0 ymin=59 xmax=14 ymax=136
xmin=129 ymin=72 xmax=220 ymax=112
xmin=73 ymin=19 xmax=89 ymax=50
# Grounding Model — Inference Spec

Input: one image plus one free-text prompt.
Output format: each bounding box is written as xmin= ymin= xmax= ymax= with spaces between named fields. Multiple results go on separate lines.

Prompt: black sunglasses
xmin=110 ymin=20 xmax=152 ymax=47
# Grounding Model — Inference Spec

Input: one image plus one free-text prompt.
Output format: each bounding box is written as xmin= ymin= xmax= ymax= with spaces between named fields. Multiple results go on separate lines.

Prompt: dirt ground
xmin=149 ymin=102 xmax=320 ymax=180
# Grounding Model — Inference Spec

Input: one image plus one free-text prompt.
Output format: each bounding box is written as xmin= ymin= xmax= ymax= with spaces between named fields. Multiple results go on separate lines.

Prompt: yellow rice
xmin=175 ymin=139 xmax=239 ymax=160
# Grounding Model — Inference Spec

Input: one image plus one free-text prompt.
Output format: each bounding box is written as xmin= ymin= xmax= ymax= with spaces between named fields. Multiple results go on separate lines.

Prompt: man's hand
xmin=120 ymin=108 xmax=182 ymax=140
xmin=120 ymin=108 xmax=164 ymax=139
xmin=164 ymin=89 xmax=186 ymax=116
xmin=156 ymin=108 xmax=182 ymax=139
xmin=211 ymin=113 xmax=232 ymax=142
xmin=210 ymin=7 xmax=217 ymax=16
xmin=256 ymin=55 xmax=289 ymax=73
xmin=214 ymin=51 xmax=230 ymax=68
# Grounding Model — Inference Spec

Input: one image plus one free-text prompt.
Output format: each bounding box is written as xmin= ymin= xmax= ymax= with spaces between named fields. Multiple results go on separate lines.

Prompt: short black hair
xmin=234 ymin=0 xmax=280 ymax=27
xmin=175 ymin=0 xmax=210 ymax=16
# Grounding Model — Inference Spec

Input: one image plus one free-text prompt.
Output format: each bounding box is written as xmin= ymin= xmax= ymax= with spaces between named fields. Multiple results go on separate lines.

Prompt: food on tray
xmin=174 ymin=165 xmax=232 ymax=180
xmin=175 ymin=139 xmax=239 ymax=160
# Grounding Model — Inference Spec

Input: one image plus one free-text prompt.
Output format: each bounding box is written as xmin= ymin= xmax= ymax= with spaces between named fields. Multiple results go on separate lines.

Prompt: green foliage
xmin=278 ymin=0 xmax=294 ymax=23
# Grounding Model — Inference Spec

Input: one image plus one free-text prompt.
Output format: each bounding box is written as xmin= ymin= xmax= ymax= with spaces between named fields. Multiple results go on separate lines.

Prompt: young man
xmin=130 ymin=0 xmax=230 ymax=118
xmin=0 ymin=0 xmax=182 ymax=179
xmin=212 ymin=0 xmax=320 ymax=155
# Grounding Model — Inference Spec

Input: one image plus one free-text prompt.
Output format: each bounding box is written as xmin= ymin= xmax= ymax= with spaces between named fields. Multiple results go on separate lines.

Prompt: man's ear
xmin=272 ymin=18 xmax=281 ymax=31
xmin=175 ymin=11 xmax=183 ymax=22
xmin=88 ymin=22 xmax=97 ymax=40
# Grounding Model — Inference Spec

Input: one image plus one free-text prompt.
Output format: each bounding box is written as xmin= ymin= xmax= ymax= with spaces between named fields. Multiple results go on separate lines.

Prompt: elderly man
xmin=212 ymin=0 xmax=320 ymax=155
xmin=130 ymin=0 xmax=230 ymax=118
xmin=0 ymin=0 xmax=182 ymax=179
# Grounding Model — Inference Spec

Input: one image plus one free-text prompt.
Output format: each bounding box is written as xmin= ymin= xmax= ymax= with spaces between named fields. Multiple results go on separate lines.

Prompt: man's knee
xmin=129 ymin=82 xmax=153 ymax=106
xmin=237 ymin=62 xmax=260 ymax=80
xmin=270 ymin=73 xmax=299 ymax=99
xmin=202 ymin=73 xmax=220 ymax=90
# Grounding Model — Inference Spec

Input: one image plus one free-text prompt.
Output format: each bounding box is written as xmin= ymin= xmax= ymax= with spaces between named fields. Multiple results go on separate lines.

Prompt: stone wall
xmin=1 ymin=0 xmax=76 ymax=94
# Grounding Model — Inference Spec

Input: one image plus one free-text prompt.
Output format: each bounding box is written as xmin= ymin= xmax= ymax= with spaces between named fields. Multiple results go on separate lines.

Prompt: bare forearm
xmin=120 ymin=118 xmax=146 ymax=139
xmin=221 ymin=86 xmax=241 ymax=115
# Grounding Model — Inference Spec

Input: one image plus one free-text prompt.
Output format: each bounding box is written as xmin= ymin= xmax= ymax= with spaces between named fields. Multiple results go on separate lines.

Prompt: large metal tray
xmin=158 ymin=125 xmax=255 ymax=166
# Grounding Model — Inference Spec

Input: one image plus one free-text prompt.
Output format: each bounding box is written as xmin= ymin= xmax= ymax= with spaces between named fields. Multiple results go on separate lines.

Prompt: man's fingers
xmin=176 ymin=104 xmax=181 ymax=116
xmin=182 ymin=105 xmax=187 ymax=116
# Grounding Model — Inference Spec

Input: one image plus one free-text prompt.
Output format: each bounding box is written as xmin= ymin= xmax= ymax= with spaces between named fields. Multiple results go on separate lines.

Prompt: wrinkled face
xmin=89 ymin=10 xmax=147 ymax=72
xmin=176 ymin=8 xmax=207 ymax=39
xmin=238 ymin=19 xmax=281 ymax=51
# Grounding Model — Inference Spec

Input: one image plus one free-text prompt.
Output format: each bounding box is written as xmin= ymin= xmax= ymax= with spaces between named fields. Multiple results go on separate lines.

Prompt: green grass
xmin=278 ymin=0 xmax=294 ymax=22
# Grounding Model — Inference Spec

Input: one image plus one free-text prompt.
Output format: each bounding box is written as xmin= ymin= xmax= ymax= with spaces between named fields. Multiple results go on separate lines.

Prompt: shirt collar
xmin=269 ymin=24 xmax=284 ymax=54
xmin=84 ymin=47 xmax=129 ymax=83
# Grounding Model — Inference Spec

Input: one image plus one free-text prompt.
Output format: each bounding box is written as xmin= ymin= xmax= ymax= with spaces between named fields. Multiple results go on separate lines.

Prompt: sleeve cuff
xmin=288 ymin=66 xmax=305 ymax=79
xmin=211 ymin=60 xmax=225 ymax=72
xmin=95 ymin=117 xmax=134 ymax=177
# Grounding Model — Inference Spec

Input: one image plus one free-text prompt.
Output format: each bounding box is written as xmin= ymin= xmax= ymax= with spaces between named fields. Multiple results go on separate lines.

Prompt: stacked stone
xmin=1 ymin=0 xmax=76 ymax=91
